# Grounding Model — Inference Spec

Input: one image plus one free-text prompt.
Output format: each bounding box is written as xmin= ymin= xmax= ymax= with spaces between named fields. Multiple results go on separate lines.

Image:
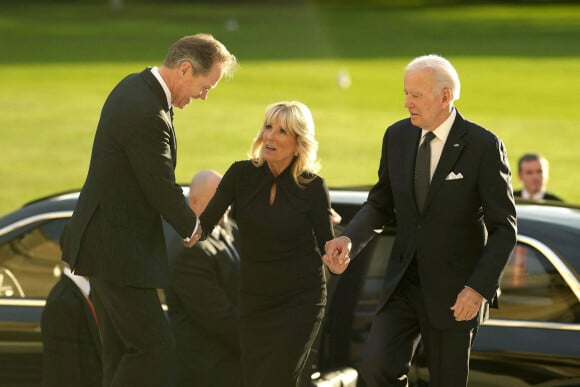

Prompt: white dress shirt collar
xmin=521 ymin=188 xmax=547 ymax=201
xmin=150 ymin=66 xmax=172 ymax=109
xmin=419 ymin=108 xmax=456 ymax=179
xmin=63 ymin=266 xmax=91 ymax=298
xmin=420 ymin=107 xmax=456 ymax=145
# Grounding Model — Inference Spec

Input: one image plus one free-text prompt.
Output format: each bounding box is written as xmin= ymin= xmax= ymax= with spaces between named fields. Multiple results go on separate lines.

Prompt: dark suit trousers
xmin=358 ymin=276 xmax=476 ymax=387
xmin=90 ymin=277 xmax=174 ymax=387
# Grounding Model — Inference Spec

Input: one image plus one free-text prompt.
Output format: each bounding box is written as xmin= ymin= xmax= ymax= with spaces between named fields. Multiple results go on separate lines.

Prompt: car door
xmin=470 ymin=235 xmax=580 ymax=385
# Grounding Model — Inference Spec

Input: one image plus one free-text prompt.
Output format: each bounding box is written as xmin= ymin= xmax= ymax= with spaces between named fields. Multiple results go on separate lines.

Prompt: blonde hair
xmin=249 ymin=101 xmax=320 ymax=188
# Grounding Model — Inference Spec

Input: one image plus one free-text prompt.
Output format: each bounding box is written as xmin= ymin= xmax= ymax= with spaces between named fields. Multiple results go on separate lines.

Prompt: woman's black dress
xmin=200 ymin=160 xmax=334 ymax=387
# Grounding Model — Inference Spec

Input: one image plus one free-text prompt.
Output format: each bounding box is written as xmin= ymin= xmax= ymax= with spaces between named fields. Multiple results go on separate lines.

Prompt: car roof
xmin=516 ymin=201 xmax=580 ymax=230
xmin=0 ymin=192 xmax=78 ymax=227
xmin=2 ymin=189 xmax=579 ymax=272
xmin=515 ymin=202 xmax=580 ymax=274
xmin=3 ymin=189 xmax=579 ymax=229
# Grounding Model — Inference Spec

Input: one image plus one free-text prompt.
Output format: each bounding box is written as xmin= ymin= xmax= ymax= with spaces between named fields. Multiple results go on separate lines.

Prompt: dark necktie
xmin=414 ymin=131 xmax=436 ymax=213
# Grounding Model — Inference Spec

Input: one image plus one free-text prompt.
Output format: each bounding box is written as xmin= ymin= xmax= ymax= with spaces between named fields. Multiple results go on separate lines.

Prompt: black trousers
xmin=358 ymin=276 xmax=476 ymax=387
xmin=90 ymin=277 xmax=174 ymax=387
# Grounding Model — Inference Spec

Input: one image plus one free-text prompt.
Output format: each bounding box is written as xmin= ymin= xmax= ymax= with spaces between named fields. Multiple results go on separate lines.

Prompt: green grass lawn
xmin=1 ymin=3 xmax=580 ymax=214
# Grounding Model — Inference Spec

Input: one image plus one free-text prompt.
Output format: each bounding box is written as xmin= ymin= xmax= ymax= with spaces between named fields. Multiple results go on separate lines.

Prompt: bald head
xmin=188 ymin=169 xmax=222 ymax=216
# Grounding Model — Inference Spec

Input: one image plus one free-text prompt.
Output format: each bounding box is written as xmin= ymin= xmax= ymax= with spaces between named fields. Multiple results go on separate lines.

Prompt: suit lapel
xmin=406 ymin=125 xmax=423 ymax=211
xmin=168 ymin=119 xmax=177 ymax=167
xmin=141 ymin=68 xmax=177 ymax=166
xmin=424 ymin=112 xmax=467 ymax=209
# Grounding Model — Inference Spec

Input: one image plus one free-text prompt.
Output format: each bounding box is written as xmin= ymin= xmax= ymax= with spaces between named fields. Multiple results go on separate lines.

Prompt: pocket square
xmin=445 ymin=171 xmax=464 ymax=180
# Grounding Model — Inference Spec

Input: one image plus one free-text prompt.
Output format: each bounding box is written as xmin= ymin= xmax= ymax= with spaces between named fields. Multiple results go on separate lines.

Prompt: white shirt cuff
xmin=183 ymin=218 xmax=199 ymax=243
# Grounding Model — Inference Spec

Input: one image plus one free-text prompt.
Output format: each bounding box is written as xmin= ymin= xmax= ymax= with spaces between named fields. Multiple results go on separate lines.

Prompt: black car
xmin=1 ymin=190 xmax=579 ymax=386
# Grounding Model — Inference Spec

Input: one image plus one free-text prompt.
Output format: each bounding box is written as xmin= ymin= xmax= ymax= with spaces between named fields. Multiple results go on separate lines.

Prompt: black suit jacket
xmin=165 ymin=220 xmax=242 ymax=387
xmin=41 ymin=275 xmax=102 ymax=387
xmin=62 ymin=68 xmax=196 ymax=288
xmin=345 ymin=111 xmax=517 ymax=329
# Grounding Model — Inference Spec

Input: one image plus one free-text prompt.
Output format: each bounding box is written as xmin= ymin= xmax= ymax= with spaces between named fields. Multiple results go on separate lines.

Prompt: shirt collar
xmin=63 ymin=266 xmax=91 ymax=297
xmin=522 ymin=188 xmax=546 ymax=201
xmin=150 ymin=66 xmax=172 ymax=109
xmin=421 ymin=107 xmax=456 ymax=143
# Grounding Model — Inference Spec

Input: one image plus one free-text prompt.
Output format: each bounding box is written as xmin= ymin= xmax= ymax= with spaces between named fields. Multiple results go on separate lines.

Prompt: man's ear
xmin=441 ymin=87 xmax=452 ymax=104
xmin=178 ymin=61 xmax=191 ymax=77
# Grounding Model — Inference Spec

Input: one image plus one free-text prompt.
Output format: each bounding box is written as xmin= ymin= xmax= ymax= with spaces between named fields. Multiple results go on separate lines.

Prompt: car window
xmin=0 ymin=218 xmax=169 ymax=305
xmin=491 ymin=242 xmax=580 ymax=323
xmin=0 ymin=219 xmax=67 ymax=299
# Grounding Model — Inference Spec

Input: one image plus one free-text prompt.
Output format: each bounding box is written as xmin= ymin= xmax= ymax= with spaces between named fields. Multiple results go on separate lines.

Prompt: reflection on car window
xmin=491 ymin=243 xmax=580 ymax=323
xmin=0 ymin=219 xmax=67 ymax=299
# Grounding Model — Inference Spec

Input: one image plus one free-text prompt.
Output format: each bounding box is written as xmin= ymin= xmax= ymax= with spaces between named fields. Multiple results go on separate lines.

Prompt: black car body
xmin=1 ymin=190 xmax=579 ymax=386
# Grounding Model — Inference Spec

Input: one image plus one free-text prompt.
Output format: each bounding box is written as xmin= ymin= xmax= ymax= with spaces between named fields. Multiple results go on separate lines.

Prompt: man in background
xmin=514 ymin=153 xmax=563 ymax=201
xmin=166 ymin=169 xmax=242 ymax=387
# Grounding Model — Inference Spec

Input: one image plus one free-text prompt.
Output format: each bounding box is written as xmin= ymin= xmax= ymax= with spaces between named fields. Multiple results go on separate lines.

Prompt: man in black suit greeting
xmin=62 ymin=34 xmax=236 ymax=386
xmin=324 ymin=55 xmax=517 ymax=386
xmin=166 ymin=169 xmax=242 ymax=387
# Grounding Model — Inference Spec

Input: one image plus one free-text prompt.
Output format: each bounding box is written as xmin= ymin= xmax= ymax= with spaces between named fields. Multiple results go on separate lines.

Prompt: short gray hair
xmin=406 ymin=54 xmax=461 ymax=102
xmin=163 ymin=33 xmax=237 ymax=78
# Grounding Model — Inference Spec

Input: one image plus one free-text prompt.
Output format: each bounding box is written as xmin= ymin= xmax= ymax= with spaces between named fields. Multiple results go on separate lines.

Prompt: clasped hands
xmin=322 ymin=236 xmax=352 ymax=274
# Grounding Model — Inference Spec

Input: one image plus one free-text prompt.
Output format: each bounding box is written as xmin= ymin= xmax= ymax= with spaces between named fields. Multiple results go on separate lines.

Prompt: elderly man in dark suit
xmin=324 ymin=54 xmax=517 ymax=387
xmin=165 ymin=169 xmax=242 ymax=387
xmin=61 ymin=34 xmax=236 ymax=387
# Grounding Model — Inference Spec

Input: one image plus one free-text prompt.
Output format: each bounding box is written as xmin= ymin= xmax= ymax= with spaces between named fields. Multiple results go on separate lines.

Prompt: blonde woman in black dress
xmin=198 ymin=101 xmax=348 ymax=386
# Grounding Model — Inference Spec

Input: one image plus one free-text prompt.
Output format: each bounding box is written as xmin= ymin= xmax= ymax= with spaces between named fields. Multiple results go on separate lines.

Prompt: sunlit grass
xmin=1 ymin=3 xmax=579 ymax=213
